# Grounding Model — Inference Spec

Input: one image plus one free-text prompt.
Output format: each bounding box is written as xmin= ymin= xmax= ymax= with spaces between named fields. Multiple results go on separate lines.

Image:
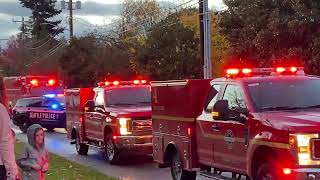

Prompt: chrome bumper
xmin=114 ymin=135 xmax=153 ymax=152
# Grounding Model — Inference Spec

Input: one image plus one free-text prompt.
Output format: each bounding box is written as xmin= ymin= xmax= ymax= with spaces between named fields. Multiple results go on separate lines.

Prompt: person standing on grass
xmin=17 ymin=124 xmax=49 ymax=180
xmin=0 ymin=75 xmax=19 ymax=180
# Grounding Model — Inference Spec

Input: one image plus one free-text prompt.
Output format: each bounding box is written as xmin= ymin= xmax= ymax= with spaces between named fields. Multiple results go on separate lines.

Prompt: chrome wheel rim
xmin=172 ymin=157 xmax=182 ymax=180
xmin=106 ymin=140 xmax=115 ymax=160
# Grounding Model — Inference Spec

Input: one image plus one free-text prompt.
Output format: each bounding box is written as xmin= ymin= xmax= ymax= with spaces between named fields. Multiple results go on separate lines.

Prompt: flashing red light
xmin=283 ymin=168 xmax=292 ymax=175
xmin=105 ymin=81 xmax=110 ymax=86
xmin=113 ymin=136 xmax=118 ymax=140
xmin=276 ymin=67 xmax=286 ymax=73
xmin=226 ymin=68 xmax=240 ymax=75
xmin=48 ymin=79 xmax=56 ymax=86
xmin=290 ymin=67 xmax=298 ymax=73
xmin=141 ymin=80 xmax=147 ymax=84
xmin=30 ymin=79 xmax=39 ymax=86
xmin=113 ymin=81 xmax=120 ymax=86
xmin=80 ymin=116 xmax=84 ymax=123
xmin=242 ymin=68 xmax=252 ymax=74
xmin=133 ymin=80 xmax=140 ymax=85
xmin=188 ymin=128 xmax=192 ymax=136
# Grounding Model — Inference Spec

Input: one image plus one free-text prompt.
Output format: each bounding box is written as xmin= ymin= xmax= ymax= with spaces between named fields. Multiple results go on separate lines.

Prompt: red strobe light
xmin=276 ymin=67 xmax=286 ymax=73
xmin=30 ymin=79 xmax=39 ymax=86
xmin=226 ymin=68 xmax=240 ymax=75
xmin=242 ymin=68 xmax=252 ymax=74
xmin=105 ymin=81 xmax=110 ymax=86
xmin=141 ymin=80 xmax=147 ymax=84
xmin=133 ymin=80 xmax=140 ymax=85
xmin=48 ymin=79 xmax=56 ymax=86
xmin=290 ymin=67 xmax=298 ymax=73
xmin=113 ymin=81 xmax=120 ymax=86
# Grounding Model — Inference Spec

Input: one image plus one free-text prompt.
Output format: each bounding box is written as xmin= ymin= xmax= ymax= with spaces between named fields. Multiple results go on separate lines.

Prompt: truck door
xmin=215 ymin=84 xmax=248 ymax=173
xmin=196 ymin=84 xmax=222 ymax=166
xmin=85 ymin=90 xmax=104 ymax=140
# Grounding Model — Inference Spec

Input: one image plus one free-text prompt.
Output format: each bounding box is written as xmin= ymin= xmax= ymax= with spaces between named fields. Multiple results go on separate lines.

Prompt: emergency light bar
xmin=44 ymin=94 xmax=64 ymax=98
xmin=98 ymin=80 xmax=148 ymax=87
xmin=225 ymin=67 xmax=305 ymax=78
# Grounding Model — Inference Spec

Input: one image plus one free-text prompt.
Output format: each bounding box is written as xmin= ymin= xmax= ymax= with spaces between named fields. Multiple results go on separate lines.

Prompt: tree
xmin=59 ymin=34 xmax=133 ymax=88
xmin=132 ymin=13 xmax=202 ymax=80
xmin=19 ymin=0 xmax=63 ymax=40
xmin=220 ymin=0 xmax=320 ymax=74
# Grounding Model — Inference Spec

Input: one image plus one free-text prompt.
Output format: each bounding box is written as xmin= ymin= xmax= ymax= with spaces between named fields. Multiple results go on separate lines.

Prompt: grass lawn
xmin=15 ymin=141 xmax=119 ymax=180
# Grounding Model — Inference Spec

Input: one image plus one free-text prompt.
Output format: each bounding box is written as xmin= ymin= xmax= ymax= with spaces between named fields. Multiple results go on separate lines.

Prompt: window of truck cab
xmin=222 ymin=84 xmax=247 ymax=110
xmin=94 ymin=90 xmax=105 ymax=108
xmin=105 ymin=87 xmax=151 ymax=106
xmin=205 ymin=84 xmax=222 ymax=112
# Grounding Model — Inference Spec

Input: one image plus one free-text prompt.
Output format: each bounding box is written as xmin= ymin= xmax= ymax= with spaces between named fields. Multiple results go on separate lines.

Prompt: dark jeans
xmin=0 ymin=165 xmax=6 ymax=180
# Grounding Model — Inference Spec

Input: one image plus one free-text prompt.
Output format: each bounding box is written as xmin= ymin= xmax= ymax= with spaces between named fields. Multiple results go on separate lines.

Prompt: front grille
xmin=311 ymin=139 xmax=320 ymax=160
xmin=132 ymin=119 xmax=152 ymax=131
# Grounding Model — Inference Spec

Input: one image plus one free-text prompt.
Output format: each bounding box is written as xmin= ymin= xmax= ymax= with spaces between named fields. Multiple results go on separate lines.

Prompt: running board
xmin=200 ymin=171 xmax=234 ymax=180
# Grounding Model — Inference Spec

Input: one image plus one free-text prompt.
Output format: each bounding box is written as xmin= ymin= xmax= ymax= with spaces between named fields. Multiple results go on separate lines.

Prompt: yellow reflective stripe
xmin=152 ymin=115 xmax=194 ymax=122
xmin=251 ymin=140 xmax=290 ymax=149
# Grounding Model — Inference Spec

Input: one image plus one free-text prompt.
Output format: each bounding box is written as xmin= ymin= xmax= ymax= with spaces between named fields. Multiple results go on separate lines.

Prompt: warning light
xmin=141 ymin=80 xmax=147 ymax=84
xmin=133 ymin=80 xmax=140 ymax=85
xmin=290 ymin=67 xmax=298 ymax=73
xmin=30 ymin=79 xmax=39 ymax=86
xmin=44 ymin=94 xmax=56 ymax=98
xmin=105 ymin=81 xmax=110 ymax=86
xmin=57 ymin=94 xmax=64 ymax=97
xmin=113 ymin=136 xmax=118 ymax=140
xmin=226 ymin=68 xmax=240 ymax=75
xmin=283 ymin=168 xmax=292 ymax=175
xmin=48 ymin=79 xmax=56 ymax=86
xmin=242 ymin=68 xmax=252 ymax=74
xmin=276 ymin=67 xmax=286 ymax=73
xmin=188 ymin=128 xmax=192 ymax=136
xmin=113 ymin=81 xmax=120 ymax=86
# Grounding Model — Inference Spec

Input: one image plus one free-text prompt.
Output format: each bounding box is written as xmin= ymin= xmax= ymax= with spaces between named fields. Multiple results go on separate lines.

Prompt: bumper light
xmin=119 ymin=118 xmax=132 ymax=135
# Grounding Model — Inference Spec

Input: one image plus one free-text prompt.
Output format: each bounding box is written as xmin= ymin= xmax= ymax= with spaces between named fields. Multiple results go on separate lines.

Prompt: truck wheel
xmin=75 ymin=133 xmax=88 ymax=155
xmin=170 ymin=152 xmax=196 ymax=180
xmin=19 ymin=122 xmax=28 ymax=133
xmin=255 ymin=162 xmax=277 ymax=180
xmin=104 ymin=136 xmax=120 ymax=164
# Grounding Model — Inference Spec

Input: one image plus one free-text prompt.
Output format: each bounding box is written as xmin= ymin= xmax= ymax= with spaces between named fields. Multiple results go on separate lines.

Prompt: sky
xmin=0 ymin=0 xmax=224 ymax=47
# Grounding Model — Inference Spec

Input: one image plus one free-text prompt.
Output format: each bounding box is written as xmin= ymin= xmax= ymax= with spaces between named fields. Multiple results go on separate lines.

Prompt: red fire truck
xmin=152 ymin=67 xmax=320 ymax=180
xmin=4 ymin=75 xmax=64 ymax=108
xmin=66 ymin=80 xmax=153 ymax=164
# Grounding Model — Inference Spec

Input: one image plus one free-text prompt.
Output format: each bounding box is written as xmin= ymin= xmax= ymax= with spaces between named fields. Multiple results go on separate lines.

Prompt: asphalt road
xmin=13 ymin=127 xmax=242 ymax=180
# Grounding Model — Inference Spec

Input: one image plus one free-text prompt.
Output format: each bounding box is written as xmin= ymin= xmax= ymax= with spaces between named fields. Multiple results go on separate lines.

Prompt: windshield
xmin=105 ymin=87 xmax=151 ymax=106
xmin=248 ymin=79 xmax=320 ymax=111
xmin=42 ymin=97 xmax=65 ymax=108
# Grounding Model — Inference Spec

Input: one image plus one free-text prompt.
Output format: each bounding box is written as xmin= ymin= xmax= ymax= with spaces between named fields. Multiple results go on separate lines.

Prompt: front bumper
xmin=114 ymin=135 xmax=153 ymax=154
xmin=292 ymin=168 xmax=320 ymax=180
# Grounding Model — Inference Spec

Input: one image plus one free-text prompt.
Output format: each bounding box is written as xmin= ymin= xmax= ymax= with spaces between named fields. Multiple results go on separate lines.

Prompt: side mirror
xmin=85 ymin=100 xmax=95 ymax=112
xmin=212 ymin=100 xmax=229 ymax=120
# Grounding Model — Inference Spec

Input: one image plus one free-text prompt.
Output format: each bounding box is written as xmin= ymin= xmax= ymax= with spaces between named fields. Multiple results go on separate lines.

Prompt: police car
xmin=12 ymin=94 xmax=66 ymax=133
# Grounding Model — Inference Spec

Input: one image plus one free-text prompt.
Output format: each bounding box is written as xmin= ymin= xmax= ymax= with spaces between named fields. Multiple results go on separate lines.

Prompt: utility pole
xmin=13 ymin=17 xmax=32 ymax=45
xmin=61 ymin=0 xmax=81 ymax=39
xmin=200 ymin=0 xmax=212 ymax=79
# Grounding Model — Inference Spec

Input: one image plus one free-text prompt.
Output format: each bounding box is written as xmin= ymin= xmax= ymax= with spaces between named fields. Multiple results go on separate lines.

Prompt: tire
xmin=19 ymin=122 xmax=28 ymax=133
xmin=75 ymin=132 xmax=89 ymax=155
xmin=255 ymin=162 xmax=278 ymax=180
xmin=104 ymin=136 xmax=120 ymax=164
xmin=170 ymin=152 xmax=196 ymax=180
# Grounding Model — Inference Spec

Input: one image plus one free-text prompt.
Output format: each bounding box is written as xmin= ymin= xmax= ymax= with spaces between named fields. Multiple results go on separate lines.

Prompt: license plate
xmin=29 ymin=112 xmax=59 ymax=120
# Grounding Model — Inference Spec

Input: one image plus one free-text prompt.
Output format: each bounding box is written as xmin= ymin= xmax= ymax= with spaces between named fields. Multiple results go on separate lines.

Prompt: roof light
xmin=30 ymin=79 xmax=39 ymax=86
xmin=57 ymin=94 xmax=64 ymax=97
xmin=242 ymin=68 xmax=252 ymax=74
xmin=290 ymin=67 xmax=298 ymax=73
xmin=44 ymin=94 xmax=56 ymax=98
xmin=141 ymin=80 xmax=147 ymax=84
xmin=226 ymin=68 xmax=240 ymax=75
xmin=51 ymin=104 xmax=59 ymax=110
xmin=48 ymin=79 xmax=56 ymax=86
xmin=105 ymin=81 xmax=110 ymax=86
xmin=283 ymin=168 xmax=292 ymax=175
xmin=113 ymin=81 xmax=120 ymax=86
xmin=276 ymin=67 xmax=286 ymax=73
xmin=133 ymin=80 xmax=140 ymax=85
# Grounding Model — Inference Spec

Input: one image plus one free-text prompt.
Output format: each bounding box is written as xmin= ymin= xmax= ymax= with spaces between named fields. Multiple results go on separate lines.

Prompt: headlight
xmin=290 ymin=134 xmax=320 ymax=165
xmin=119 ymin=118 xmax=132 ymax=135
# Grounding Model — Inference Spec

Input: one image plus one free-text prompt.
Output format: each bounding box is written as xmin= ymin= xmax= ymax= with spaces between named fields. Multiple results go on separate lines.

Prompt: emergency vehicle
xmin=66 ymin=80 xmax=152 ymax=164
xmin=4 ymin=75 xmax=64 ymax=108
xmin=12 ymin=94 xmax=66 ymax=133
xmin=152 ymin=67 xmax=320 ymax=180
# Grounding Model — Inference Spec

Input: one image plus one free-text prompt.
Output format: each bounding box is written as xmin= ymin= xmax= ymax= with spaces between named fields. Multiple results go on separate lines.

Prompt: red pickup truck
xmin=66 ymin=80 xmax=152 ymax=164
xmin=152 ymin=67 xmax=320 ymax=180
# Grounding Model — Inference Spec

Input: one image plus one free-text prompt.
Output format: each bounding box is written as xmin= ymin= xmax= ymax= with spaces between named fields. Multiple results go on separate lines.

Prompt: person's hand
xmin=42 ymin=163 xmax=49 ymax=172
xmin=32 ymin=164 xmax=41 ymax=171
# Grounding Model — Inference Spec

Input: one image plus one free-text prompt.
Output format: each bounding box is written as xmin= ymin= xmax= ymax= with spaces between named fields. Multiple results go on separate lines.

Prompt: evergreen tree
xmin=19 ymin=0 xmax=64 ymax=40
